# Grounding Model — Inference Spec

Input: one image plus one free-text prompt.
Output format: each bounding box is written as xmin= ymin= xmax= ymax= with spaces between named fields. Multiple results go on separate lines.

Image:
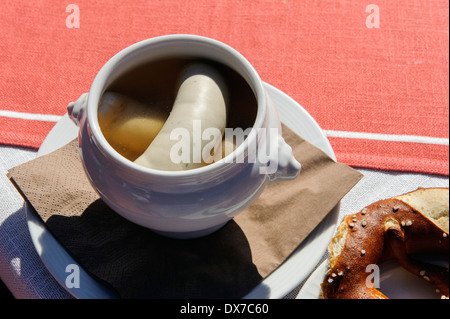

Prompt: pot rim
xmin=86 ymin=34 xmax=267 ymax=179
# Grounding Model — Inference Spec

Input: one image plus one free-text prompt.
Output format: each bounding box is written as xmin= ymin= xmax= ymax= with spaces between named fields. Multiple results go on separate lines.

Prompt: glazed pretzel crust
xmin=321 ymin=188 xmax=449 ymax=299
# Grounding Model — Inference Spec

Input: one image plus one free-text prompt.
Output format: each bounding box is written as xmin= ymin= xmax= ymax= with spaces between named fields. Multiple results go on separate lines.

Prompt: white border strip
xmin=1 ymin=110 xmax=448 ymax=146
xmin=325 ymin=130 xmax=449 ymax=146
xmin=0 ymin=110 xmax=62 ymax=122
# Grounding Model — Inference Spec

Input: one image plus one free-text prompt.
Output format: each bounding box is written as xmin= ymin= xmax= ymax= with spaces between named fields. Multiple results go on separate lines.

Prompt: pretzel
xmin=320 ymin=188 xmax=449 ymax=299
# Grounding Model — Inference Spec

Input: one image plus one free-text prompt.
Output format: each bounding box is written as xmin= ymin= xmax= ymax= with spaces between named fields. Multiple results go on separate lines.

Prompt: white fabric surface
xmin=0 ymin=144 xmax=448 ymax=299
xmin=0 ymin=145 xmax=71 ymax=298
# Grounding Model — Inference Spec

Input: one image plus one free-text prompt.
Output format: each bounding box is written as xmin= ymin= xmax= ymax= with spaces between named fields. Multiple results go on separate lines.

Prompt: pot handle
xmin=67 ymin=93 xmax=88 ymax=127
xmin=263 ymin=134 xmax=301 ymax=184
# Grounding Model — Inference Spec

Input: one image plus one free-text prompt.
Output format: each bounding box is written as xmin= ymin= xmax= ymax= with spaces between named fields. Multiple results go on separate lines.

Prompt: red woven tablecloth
xmin=1 ymin=0 xmax=448 ymax=175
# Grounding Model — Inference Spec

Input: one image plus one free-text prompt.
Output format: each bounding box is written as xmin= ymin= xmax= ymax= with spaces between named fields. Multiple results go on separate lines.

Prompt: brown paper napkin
xmin=7 ymin=125 xmax=362 ymax=299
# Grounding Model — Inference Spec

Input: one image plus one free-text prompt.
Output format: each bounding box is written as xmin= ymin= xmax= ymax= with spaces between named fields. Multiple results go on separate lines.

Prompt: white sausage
xmin=98 ymin=92 xmax=166 ymax=161
xmin=134 ymin=63 xmax=228 ymax=170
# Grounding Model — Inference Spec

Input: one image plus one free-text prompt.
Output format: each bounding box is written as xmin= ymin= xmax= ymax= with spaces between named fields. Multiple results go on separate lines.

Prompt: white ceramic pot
xmin=67 ymin=34 xmax=300 ymax=238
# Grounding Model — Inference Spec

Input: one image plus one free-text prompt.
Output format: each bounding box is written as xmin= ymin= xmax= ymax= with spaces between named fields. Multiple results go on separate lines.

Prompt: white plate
xmin=26 ymin=82 xmax=339 ymax=299
xmin=296 ymin=247 xmax=449 ymax=299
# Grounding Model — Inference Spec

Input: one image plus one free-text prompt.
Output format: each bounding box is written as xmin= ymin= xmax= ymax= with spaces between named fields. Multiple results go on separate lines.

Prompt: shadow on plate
xmin=40 ymin=199 xmax=266 ymax=299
